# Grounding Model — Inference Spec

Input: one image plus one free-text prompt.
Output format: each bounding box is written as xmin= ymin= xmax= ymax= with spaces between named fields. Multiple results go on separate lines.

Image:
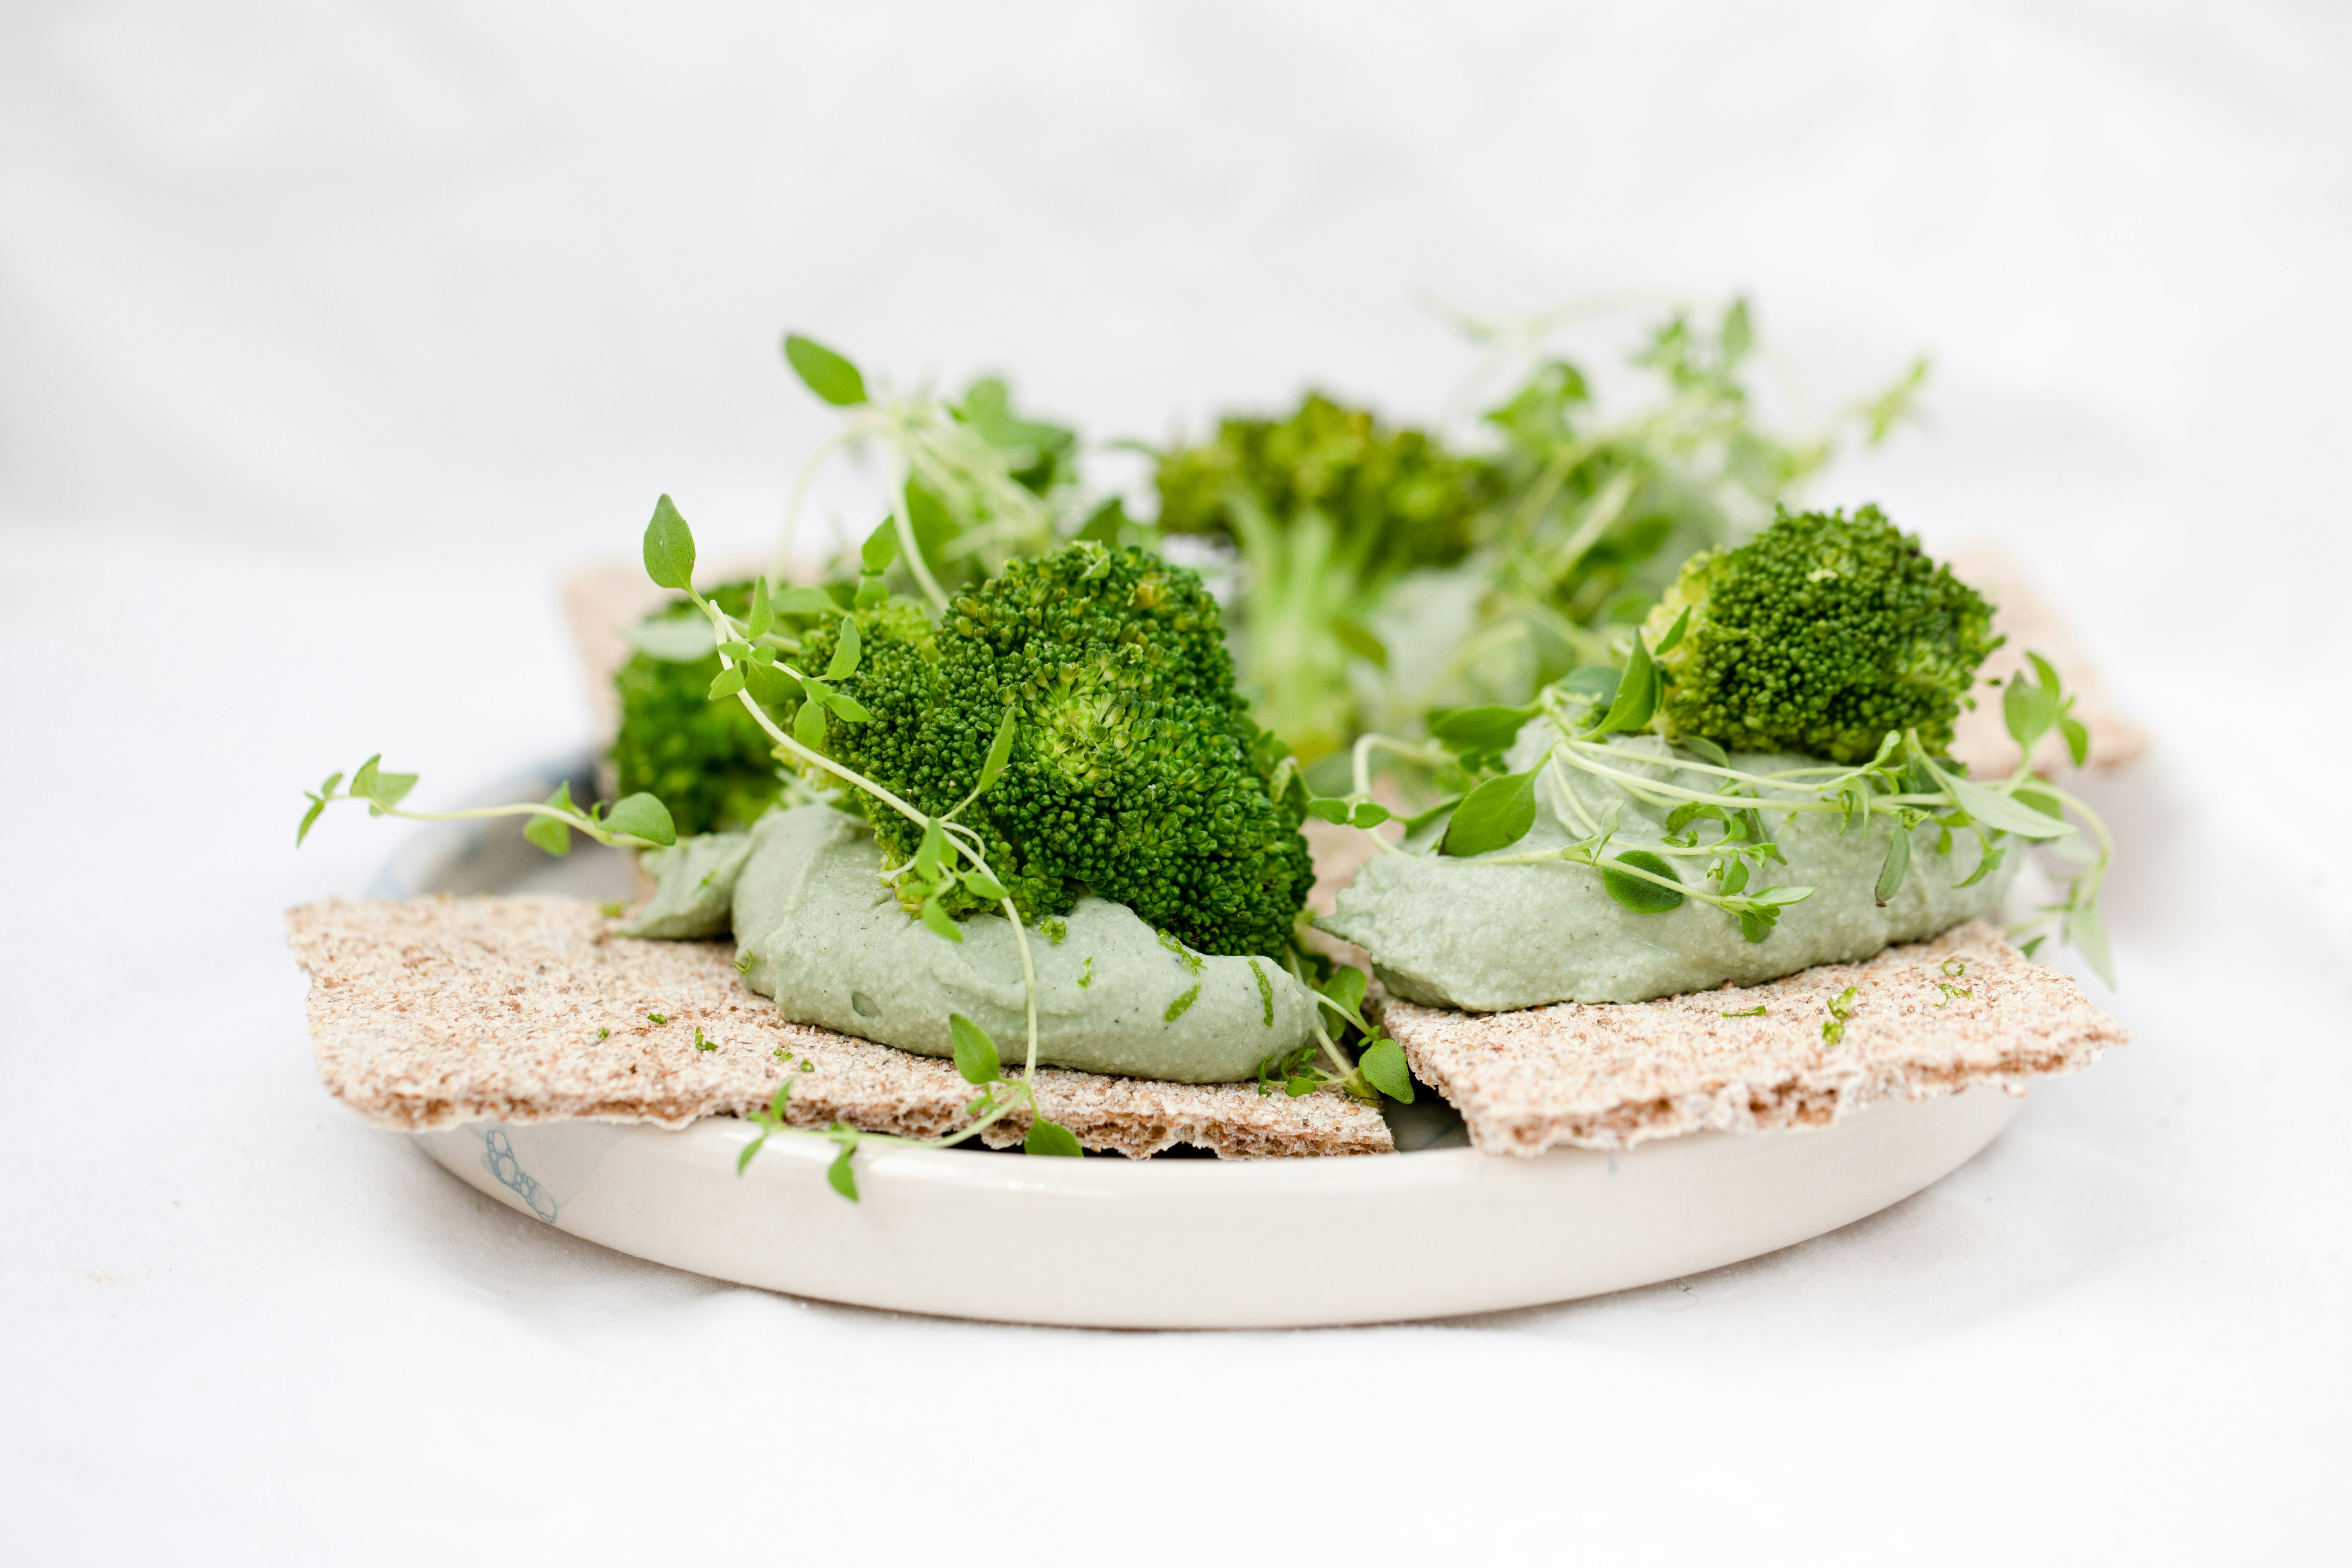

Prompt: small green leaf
xmin=1324 ymin=965 xmax=1369 ymax=1021
xmin=1356 ymin=1036 xmax=1414 ymax=1103
xmin=2003 ymin=673 xmax=2059 ymax=756
xmin=1721 ymin=1004 xmax=1768 ymax=1018
xmin=707 ymin=664 xmax=746 ymax=699
xmin=914 ymin=817 xmax=947 ymax=881
xmin=860 ymin=518 xmax=898 ymax=573
xmin=823 ymin=690 xmax=872 ymax=723
xmin=1349 ymin=802 xmax=1392 ymax=829
xmin=1916 ymin=743 xmax=2074 ymax=841
xmin=1024 ymin=1118 xmax=1083 ymax=1158
xmin=746 ymin=578 xmax=775 ymax=638
xmin=2060 ymin=716 xmax=2091 ymax=768
xmin=1305 ymin=798 xmax=1351 ymax=825
xmin=826 ymin=1140 xmax=860 ymax=1200
xmin=642 ymin=494 xmax=697 ymax=590
xmin=524 ymin=781 xmax=574 ymax=857
xmin=1653 ymin=604 xmax=1692 ymax=654
xmin=295 ymin=796 xmax=328 ymax=847
xmin=948 ymin=1013 xmax=1001 ymax=1085
xmin=2014 ymin=786 xmax=2065 ymax=819
xmin=1601 ymin=850 xmax=1684 ymax=912
xmin=2026 ymin=650 xmax=2063 ymax=693
xmin=920 ymin=893 xmax=963 ymax=943
xmin=783 ymin=334 xmax=868 ymax=406
xmin=1874 ymin=824 xmax=1910 ymax=906
xmin=1718 ymin=858 xmax=1750 ymax=895
xmin=960 ymin=867 xmax=1009 ymax=901
xmin=854 ymin=576 xmax=887 ymax=609
xmin=1664 ymin=801 xmax=1728 ymax=836
xmin=1591 ymin=636 xmax=1659 ymax=735
xmin=825 ymin=614 xmax=861 ymax=681
xmin=793 ymin=698 xmax=827 ymax=751
xmin=975 ymin=705 xmax=1017 ymax=797
xmin=1163 ymin=982 xmax=1202 ymax=1022
xmin=1442 ymin=770 xmax=1540 ymax=857
xmin=603 ymin=793 xmax=676 ymax=846
xmin=355 ymin=758 xmax=416 ymax=811
xmin=2019 ymin=935 xmax=2047 ymax=960
xmin=1681 ymin=735 xmax=1731 ymax=768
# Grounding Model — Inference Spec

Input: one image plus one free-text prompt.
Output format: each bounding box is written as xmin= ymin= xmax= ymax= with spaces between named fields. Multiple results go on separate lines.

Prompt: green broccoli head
xmin=610 ymin=582 xmax=791 ymax=834
xmin=1642 ymin=504 xmax=2000 ymax=764
xmin=1154 ymin=391 xmax=1498 ymax=583
xmin=802 ymin=541 xmax=1315 ymax=957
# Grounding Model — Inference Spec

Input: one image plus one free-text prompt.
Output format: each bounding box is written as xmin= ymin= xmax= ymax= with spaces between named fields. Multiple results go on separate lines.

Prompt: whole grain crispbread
xmin=1378 ymin=921 xmax=2125 ymax=1156
xmin=287 ymin=895 xmax=1392 ymax=1159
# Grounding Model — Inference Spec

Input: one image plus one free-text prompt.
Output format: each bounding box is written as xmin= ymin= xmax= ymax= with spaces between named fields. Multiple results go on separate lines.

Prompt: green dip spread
xmin=1318 ymin=734 xmax=2016 ymax=1011
xmin=630 ymin=804 xmax=1314 ymax=1082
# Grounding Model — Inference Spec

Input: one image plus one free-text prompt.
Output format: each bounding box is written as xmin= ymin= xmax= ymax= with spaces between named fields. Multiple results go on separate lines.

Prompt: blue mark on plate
xmin=473 ymin=1126 xmax=559 ymax=1221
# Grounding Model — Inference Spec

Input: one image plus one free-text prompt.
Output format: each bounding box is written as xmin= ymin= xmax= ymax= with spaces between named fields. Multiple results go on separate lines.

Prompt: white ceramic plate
xmin=385 ymin=756 xmax=2025 ymax=1329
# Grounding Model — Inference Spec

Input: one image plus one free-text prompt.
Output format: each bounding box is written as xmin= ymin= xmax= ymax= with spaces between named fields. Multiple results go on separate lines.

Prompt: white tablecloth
xmin=4 ymin=3 xmax=2345 ymax=1561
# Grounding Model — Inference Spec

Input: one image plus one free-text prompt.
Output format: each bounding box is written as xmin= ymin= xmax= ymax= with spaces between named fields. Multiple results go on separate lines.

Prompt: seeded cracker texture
xmin=1377 ymin=922 xmax=2126 ymax=1156
xmin=286 ymin=895 xmax=1392 ymax=1158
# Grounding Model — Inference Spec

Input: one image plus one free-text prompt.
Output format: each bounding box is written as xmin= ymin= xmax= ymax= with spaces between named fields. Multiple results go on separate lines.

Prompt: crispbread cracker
xmin=1379 ymin=921 xmax=2124 ymax=1156
xmin=288 ymin=896 xmax=1392 ymax=1159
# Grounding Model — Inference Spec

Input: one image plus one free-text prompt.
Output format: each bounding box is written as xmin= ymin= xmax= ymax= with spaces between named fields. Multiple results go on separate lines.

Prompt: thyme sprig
xmin=295 ymin=757 xmax=677 ymax=852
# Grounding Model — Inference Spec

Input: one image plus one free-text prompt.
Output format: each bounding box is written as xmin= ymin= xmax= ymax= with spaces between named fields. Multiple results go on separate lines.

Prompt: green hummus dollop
xmin=1318 ymin=734 xmax=2017 ymax=1011
xmin=630 ymin=804 xmax=1314 ymax=1082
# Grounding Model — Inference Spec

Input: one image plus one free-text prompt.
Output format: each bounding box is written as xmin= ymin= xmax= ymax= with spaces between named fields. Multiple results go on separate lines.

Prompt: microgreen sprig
xmin=295 ymin=756 xmax=677 ymax=852
xmin=1261 ymin=952 xmax=1415 ymax=1104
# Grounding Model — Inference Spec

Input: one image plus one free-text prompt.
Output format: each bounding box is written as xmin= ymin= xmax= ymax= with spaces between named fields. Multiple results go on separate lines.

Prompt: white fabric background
xmin=4 ymin=2 xmax=2346 ymax=1562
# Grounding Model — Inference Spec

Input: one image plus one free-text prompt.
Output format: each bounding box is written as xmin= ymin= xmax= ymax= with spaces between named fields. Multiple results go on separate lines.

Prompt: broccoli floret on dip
xmin=1643 ymin=504 xmax=2000 ymax=764
xmin=799 ymin=541 xmax=1315 ymax=958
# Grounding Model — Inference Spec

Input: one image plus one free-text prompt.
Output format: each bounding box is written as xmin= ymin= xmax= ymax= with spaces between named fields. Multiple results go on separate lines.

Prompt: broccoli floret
xmin=1156 ymin=391 xmax=1497 ymax=584
xmin=802 ymin=542 xmax=1314 ymax=957
xmin=610 ymin=582 xmax=791 ymax=834
xmin=1154 ymin=392 xmax=1499 ymax=761
xmin=1642 ymin=504 xmax=2000 ymax=763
